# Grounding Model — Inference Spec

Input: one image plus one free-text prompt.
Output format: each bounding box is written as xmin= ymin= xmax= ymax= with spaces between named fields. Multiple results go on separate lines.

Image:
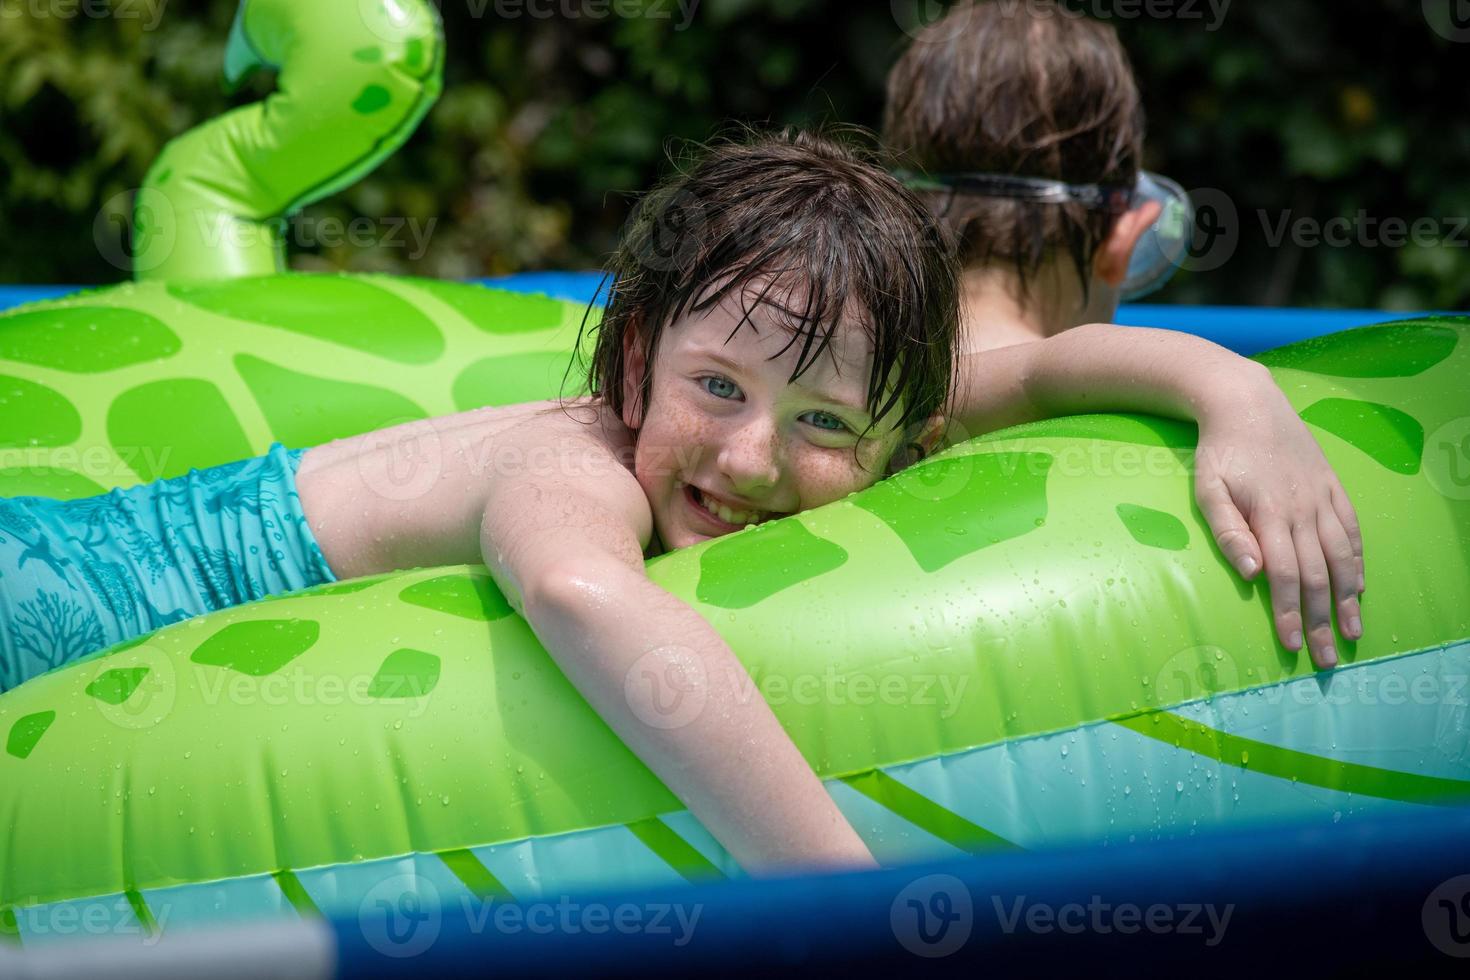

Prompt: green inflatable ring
xmin=1 ymin=288 xmax=1468 ymax=941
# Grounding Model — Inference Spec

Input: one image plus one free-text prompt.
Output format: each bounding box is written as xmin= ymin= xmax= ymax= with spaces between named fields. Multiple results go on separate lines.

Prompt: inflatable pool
xmin=2 ymin=0 xmax=1469 ymax=953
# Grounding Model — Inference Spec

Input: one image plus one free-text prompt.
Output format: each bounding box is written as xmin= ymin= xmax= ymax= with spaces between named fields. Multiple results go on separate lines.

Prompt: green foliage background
xmin=1 ymin=0 xmax=1468 ymax=308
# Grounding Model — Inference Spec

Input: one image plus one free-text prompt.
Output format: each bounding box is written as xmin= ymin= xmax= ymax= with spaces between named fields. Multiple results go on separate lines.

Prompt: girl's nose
xmin=716 ymin=415 xmax=781 ymax=494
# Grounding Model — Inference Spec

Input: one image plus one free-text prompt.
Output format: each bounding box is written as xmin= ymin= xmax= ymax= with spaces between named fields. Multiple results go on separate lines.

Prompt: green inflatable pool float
xmin=3 ymin=289 xmax=1468 ymax=942
xmin=2 ymin=0 xmax=1469 ymax=950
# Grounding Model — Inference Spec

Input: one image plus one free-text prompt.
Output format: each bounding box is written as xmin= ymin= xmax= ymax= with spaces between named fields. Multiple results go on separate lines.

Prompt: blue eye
xmin=701 ymin=376 xmax=738 ymax=399
xmin=804 ymin=411 xmax=850 ymax=433
xmin=698 ymin=375 xmax=854 ymax=436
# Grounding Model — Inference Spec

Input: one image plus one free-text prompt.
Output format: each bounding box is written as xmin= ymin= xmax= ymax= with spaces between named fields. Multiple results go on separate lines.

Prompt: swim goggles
xmin=895 ymin=169 xmax=1194 ymax=300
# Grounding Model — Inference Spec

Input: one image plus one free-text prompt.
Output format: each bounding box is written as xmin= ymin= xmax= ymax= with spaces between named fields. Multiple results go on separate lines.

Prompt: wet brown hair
xmin=882 ymin=0 xmax=1145 ymax=295
xmin=572 ymin=126 xmax=960 ymax=469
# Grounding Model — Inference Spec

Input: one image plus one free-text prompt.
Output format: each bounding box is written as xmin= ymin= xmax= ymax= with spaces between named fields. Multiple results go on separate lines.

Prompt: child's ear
xmin=620 ymin=323 xmax=648 ymax=430
xmin=885 ymin=414 xmax=949 ymax=476
xmin=917 ymin=413 xmax=948 ymax=455
xmin=1094 ymin=199 xmax=1164 ymax=287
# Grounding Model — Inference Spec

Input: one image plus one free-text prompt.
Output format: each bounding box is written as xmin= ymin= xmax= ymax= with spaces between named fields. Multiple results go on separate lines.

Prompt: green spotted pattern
xmin=189 ymin=619 xmax=321 ymax=676
xmin=351 ymin=84 xmax=392 ymax=114
xmin=108 ymin=379 xmax=253 ymax=480
xmin=270 ymin=573 xmax=397 ymax=601
xmin=399 ymin=572 xmax=514 ymax=621
xmin=853 ymin=451 xmax=1052 ymax=573
xmin=0 ymin=279 xmax=573 ymax=502
xmin=0 ymin=375 xmax=81 ymax=448
xmin=1116 ymin=503 xmax=1190 ymax=551
xmin=408 ymin=277 xmax=568 ymax=335
xmin=695 ymin=520 xmax=849 ymax=609
xmin=169 ymin=277 xmax=445 ymax=365
xmin=0 ymin=307 xmax=180 ymax=372
xmin=367 ymin=648 xmax=441 ymax=698
xmin=453 ymin=352 xmax=578 ymax=410
xmin=5 ymin=711 xmax=54 ymax=760
xmin=1 ymin=276 xmax=579 ymax=497
xmin=236 ymin=354 xmax=428 ymax=447
xmin=1301 ymin=398 xmax=1425 ymax=475
xmin=1256 ymin=321 xmax=1459 ymax=377
xmin=998 ymin=412 xmax=1196 ymax=449
xmin=84 ymin=667 xmax=151 ymax=705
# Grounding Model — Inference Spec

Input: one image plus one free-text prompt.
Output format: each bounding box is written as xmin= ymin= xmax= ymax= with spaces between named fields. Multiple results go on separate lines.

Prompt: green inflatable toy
xmin=3 ymin=299 xmax=1468 ymax=943
xmin=2 ymin=0 xmax=1469 ymax=950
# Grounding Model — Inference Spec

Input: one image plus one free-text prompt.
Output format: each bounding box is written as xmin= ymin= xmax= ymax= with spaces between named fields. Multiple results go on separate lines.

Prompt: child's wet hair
xmin=883 ymin=0 xmax=1145 ymax=296
xmin=572 ymin=126 xmax=960 ymax=465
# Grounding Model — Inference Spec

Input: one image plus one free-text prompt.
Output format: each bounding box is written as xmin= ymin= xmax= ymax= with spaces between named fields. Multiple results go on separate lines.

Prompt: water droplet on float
xmin=1123 ymin=785 xmax=1132 ymax=796
xmin=1175 ymin=781 xmax=1184 ymax=793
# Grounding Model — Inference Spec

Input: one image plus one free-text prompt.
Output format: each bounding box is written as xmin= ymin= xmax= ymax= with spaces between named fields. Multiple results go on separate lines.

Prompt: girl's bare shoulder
xmin=296 ymin=397 xmax=646 ymax=578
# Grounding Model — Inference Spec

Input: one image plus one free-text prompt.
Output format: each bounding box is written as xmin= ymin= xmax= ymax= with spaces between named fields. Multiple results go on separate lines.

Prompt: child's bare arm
xmin=479 ymin=430 xmax=876 ymax=875
xmin=949 ymin=324 xmax=1365 ymax=669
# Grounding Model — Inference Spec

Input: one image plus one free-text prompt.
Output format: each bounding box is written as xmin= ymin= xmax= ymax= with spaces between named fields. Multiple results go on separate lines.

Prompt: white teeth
xmin=693 ymin=486 xmax=764 ymax=526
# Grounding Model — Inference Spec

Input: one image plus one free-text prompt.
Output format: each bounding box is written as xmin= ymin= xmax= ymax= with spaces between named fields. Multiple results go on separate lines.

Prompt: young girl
xmin=883 ymin=0 xmax=1363 ymax=672
xmin=0 ymin=130 xmax=1360 ymax=873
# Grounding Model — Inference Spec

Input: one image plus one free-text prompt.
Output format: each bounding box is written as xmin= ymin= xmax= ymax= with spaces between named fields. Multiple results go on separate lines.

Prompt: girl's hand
xmin=1192 ymin=369 xmax=1365 ymax=669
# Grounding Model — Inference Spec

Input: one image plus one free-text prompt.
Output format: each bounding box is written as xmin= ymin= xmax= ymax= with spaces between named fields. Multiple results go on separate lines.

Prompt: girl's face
xmin=621 ymin=286 xmax=936 ymax=556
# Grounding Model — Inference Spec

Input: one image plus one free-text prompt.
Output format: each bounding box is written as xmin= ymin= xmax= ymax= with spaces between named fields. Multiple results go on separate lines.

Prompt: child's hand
xmin=1192 ymin=372 xmax=1365 ymax=669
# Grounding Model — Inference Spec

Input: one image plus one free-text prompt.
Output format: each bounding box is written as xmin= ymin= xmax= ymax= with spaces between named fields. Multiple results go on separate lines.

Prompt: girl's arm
xmin=478 ymin=431 xmax=876 ymax=875
xmin=949 ymin=323 xmax=1365 ymax=670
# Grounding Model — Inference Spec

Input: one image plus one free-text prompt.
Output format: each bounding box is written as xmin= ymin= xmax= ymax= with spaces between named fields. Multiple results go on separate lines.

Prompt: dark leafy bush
xmin=1 ymin=0 xmax=1466 ymax=308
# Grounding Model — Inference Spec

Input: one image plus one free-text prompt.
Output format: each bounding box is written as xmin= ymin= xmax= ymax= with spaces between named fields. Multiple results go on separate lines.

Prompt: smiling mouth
xmin=680 ymin=482 xmax=773 ymax=528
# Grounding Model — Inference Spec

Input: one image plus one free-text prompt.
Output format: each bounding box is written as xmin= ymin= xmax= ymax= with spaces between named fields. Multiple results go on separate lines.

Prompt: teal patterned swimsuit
xmin=0 ymin=444 xmax=337 ymax=692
